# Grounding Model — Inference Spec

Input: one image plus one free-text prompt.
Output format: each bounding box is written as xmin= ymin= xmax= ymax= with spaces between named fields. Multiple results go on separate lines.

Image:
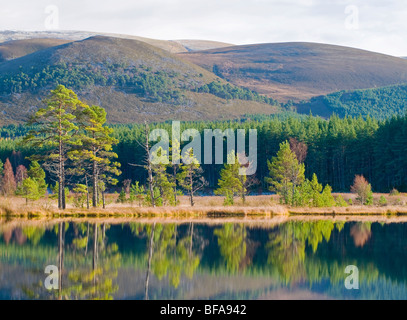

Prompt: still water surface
xmin=1 ymin=218 xmax=407 ymax=300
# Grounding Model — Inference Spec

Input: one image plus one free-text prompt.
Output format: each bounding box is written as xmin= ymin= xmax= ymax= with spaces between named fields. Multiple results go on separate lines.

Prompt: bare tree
xmin=289 ymin=137 xmax=308 ymax=164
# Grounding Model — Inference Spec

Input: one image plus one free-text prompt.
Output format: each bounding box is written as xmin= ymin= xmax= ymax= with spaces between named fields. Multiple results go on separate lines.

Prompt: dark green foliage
xmin=2 ymin=113 xmax=407 ymax=194
xmin=298 ymin=84 xmax=407 ymax=119
xmin=117 ymin=188 xmax=127 ymax=204
xmin=0 ymin=63 xmax=186 ymax=104
xmin=198 ymin=81 xmax=279 ymax=106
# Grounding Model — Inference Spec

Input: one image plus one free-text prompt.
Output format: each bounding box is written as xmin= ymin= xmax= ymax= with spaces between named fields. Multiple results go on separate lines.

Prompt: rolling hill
xmin=2 ymin=34 xmax=407 ymax=124
xmin=0 ymin=30 xmax=233 ymax=54
xmin=0 ymin=38 xmax=73 ymax=62
xmin=295 ymin=83 xmax=407 ymax=119
xmin=0 ymin=36 xmax=278 ymax=125
xmin=179 ymin=42 xmax=407 ymax=102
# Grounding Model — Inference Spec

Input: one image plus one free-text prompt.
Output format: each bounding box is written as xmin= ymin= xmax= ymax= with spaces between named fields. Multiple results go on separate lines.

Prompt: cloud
xmin=0 ymin=0 xmax=406 ymax=56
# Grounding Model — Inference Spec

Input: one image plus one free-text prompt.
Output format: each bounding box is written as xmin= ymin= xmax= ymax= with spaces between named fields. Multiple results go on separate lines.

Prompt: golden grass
xmin=1 ymin=193 xmax=407 ymax=217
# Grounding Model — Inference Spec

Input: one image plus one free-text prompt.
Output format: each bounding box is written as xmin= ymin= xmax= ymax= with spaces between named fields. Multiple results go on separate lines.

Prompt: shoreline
xmin=1 ymin=204 xmax=407 ymax=217
xmin=3 ymin=214 xmax=407 ymax=230
xmin=1 ymin=194 xmax=407 ymax=217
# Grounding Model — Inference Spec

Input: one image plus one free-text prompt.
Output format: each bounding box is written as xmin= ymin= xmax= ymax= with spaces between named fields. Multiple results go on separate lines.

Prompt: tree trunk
xmin=173 ymin=166 xmax=177 ymax=204
xmin=85 ymin=175 xmax=90 ymax=209
xmin=58 ymin=153 xmax=63 ymax=209
xmin=189 ymin=172 xmax=194 ymax=207
xmin=58 ymin=222 xmax=65 ymax=299
xmin=92 ymin=159 xmax=97 ymax=208
xmin=85 ymin=222 xmax=89 ymax=256
xmin=93 ymin=223 xmax=98 ymax=292
xmin=189 ymin=222 xmax=194 ymax=255
xmin=145 ymin=222 xmax=156 ymax=300
xmin=145 ymin=124 xmax=155 ymax=207
xmin=58 ymin=108 xmax=65 ymax=210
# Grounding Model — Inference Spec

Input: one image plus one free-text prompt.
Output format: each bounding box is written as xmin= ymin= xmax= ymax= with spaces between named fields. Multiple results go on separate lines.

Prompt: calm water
xmin=1 ymin=218 xmax=407 ymax=300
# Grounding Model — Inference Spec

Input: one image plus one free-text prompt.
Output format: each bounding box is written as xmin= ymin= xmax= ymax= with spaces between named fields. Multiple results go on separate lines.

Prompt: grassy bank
xmin=1 ymin=193 xmax=407 ymax=217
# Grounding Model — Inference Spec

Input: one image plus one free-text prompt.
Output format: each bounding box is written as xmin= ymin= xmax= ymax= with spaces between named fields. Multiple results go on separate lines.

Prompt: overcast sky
xmin=0 ymin=0 xmax=406 ymax=56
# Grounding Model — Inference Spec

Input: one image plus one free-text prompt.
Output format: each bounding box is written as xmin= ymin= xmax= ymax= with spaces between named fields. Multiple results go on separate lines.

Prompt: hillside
xmin=0 ymin=30 xmax=233 ymax=53
xmin=296 ymin=83 xmax=407 ymax=119
xmin=0 ymin=38 xmax=73 ymax=62
xmin=179 ymin=42 xmax=407 ymax=102
xmin=173 ymin=39 xmax=233 ymax=52
xmin=0 ymin=36 xmax=279 ymax=125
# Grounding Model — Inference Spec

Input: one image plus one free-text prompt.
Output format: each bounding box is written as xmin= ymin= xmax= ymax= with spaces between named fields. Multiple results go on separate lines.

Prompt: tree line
xmin=1 ymin=85 xmax=407 ymax=209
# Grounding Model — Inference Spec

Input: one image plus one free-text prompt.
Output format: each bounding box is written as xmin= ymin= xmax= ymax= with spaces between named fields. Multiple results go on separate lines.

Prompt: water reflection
xmin=1 ymin=218 xmax=407 ymax=300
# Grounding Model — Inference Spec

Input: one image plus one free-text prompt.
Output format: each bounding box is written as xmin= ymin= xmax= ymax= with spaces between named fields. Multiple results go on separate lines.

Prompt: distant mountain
xmin=179 ymin=42 xmax=407 ymax=102
xmin=173 ymin=39 xmax=233 ymax=52
xmin=0 ymin=36 xmax=278 ymax=125
xmin=2 ymin=33 xmax=407 ymax=124
xmin=0 ymin=38 xmax=72 ymax=62
xmin=0 ymin=30 xmax=233 ymax=53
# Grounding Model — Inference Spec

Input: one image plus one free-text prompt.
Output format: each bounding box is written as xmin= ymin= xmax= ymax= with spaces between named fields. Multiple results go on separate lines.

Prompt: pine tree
xmin=177 ymin=148 xmax=207 ymax=206
xmin=151 ymin=147 xmax=175 ymax=206
xmin=1 ymin=158 xmax=16 ymax=196
xmin=266 ymin=141 xmax=305 ymax=205
xmin=170 ymin=138 xmax=182 ymax=204
xmin=70 ymin=104 xmax=121 ymax=208
xmin=16 ymin=161 xmax=47 ymax=203
xmin=309 ymin=173 xmax=323 ymax=207
xmin=117 ymin=188 xmax=127 ymax=204
xmin=129 ymin=181 xmax=146 ymax=207
xmin=19 ymin=178 xmax=41 ymax=204
xmin=72 ymin=184 xmax=88 ymax=208
xmin=215 ymin=152 xmax=242 ymax=205
xmin=321 ymin=185 xmax=335 ymax=207
xmin=23 ymin=85 xmax=82 ymax=209
xmin=27 ymin=161 xmax=47 ymax=198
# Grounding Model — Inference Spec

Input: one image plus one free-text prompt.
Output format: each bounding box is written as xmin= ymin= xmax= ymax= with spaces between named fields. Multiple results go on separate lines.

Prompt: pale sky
xmin=0 ymin=0 xmax=406 ymax=56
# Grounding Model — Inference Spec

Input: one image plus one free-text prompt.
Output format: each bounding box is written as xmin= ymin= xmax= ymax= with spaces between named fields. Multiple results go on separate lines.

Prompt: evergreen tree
xmin=215 ymin=152 xmax=242 ymax=205
xmin=177 ymin=148 xmax=207 ymax=206
xmin=23 ymin=85 xmax=82 ymax=209
xmin=26 ymin=161 xmax=47 ymax=197
xmin=117 ymin=188 xmax=127 ymax=204
xmin=266 ymin=141 xmax=305 ymax=205
xmin=70 ymin=104 xmax=121 ymax=207
xmin=151 ymin=147 xmax=175 ymax=206
xmin=129 ymin=181 xmax=146 ymax=207
xmin=72 ymin=184 xmax=88 ymax=208
xmin=19 ymin=178 xmax=41 ymax=204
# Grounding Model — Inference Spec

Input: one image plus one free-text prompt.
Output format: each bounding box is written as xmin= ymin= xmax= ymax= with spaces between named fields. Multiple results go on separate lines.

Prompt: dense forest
xmin=0 ymin=62 xmax=281 ymax=107
xmin=1 ymin=111 xmax=407 ymax=194
xmin=297 ymin=84 xmax=407 ymax=119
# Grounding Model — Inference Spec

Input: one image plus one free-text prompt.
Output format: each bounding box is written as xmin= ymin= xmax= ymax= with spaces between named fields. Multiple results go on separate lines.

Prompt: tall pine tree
xmin=23 ymin=85 xmax=82 ymax=209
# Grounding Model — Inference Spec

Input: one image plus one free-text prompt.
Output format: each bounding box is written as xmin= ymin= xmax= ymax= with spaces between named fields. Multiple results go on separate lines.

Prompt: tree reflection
xmin=130 ymin=222 xmax=201 ymax=299
xmin=61 ymin=223 xmax=121 ymax=300
xmin=266 ymin=221 xmax=336 ymax=283
xmin=151 ymin=223 xmax=200 ymax=290
xmin=350 ymin=222 xmax=372 ymax=248
xmin=214 ymin=223 xmax=247 ymax=273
